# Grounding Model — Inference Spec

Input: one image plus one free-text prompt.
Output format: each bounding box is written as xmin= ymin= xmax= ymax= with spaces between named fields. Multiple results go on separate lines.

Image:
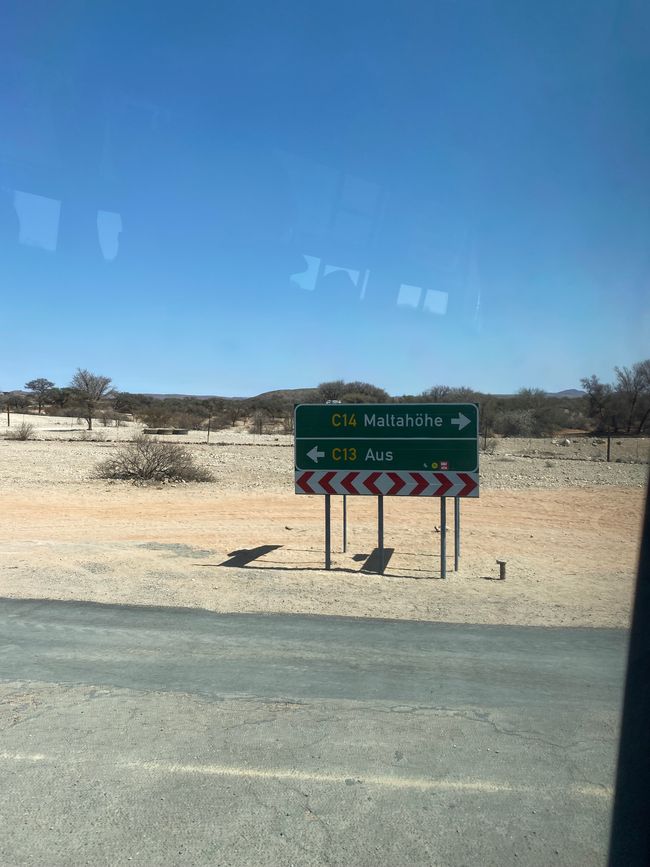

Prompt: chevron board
xmin=295 ymin=469 xmax=478 ymax=497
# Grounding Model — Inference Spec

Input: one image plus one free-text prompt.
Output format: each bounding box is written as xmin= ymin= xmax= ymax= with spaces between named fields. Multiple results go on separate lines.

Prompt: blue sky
xmin=1 ymin=1 xmax=648 ymax=396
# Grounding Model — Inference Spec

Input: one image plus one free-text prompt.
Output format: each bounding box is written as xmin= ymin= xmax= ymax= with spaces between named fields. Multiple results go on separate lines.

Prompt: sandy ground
xmin=1 ymin=416 xmax=647 ymax=629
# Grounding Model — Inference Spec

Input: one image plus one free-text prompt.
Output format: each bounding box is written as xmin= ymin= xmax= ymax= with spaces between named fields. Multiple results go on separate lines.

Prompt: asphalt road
xmin=0 ymin=598 xmax=626 ymax=867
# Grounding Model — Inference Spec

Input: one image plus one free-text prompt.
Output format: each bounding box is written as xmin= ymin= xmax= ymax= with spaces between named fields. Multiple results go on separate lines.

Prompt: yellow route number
xmin=332 ymin=447 xmax=357 ymax=462
xmin=331 ymin=412 xmax=357 ymax=428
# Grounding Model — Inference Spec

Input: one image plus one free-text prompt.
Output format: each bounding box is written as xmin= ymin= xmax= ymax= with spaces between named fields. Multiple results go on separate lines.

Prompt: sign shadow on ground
xmin=218 ymin=545 xmax=283 ymax=568
xmin=199 ymin=546 xmax=437 ymax=579
xmin=360 ymin=547 xmax=395 ymax=574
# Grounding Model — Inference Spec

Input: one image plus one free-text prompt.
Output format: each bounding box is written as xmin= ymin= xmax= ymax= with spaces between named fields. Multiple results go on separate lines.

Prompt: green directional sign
xmin=295 ymin=403 xmax=479 ymax=472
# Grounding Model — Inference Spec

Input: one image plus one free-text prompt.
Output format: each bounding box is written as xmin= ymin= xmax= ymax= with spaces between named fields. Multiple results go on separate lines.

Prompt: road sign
xmin=294 ymin=403 xmax=479 ymax=497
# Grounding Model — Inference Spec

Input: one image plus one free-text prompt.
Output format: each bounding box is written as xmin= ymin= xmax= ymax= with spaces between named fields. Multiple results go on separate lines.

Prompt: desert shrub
xmin=339 ymin=391 xmax=373 ymax=404
xmin=317 ymin=380 xmax=347 ymax=401
xmin=7 ymin=421 xmax=36 ymax=441
xmin=565 ymin=408 xmax=589 ymax=431
xmin=98 ymin=410 xmax=117 ymax=427
xmin=96 ymin=435 xmax=213 ymax=482
xmin=97 ymin=410 xmax=128 ymax=428
xmin=170 ymin=411 xmax=204 ymax=431
xmin=139 ymin=407 xmax=174 ymax=427
xmin=317 ymin=380 xmax=390 ymax=403
xmin=248 ymin=410 xmax=271 ymax=434
xmin=494 ymin=409 xmax=536 ymax=437
xmin=204 ymin=413 xmax=230 ymax=432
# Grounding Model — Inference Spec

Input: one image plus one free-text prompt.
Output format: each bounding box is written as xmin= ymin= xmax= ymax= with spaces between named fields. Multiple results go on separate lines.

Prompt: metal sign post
xmin=325 ymin=495 xmax=331 ymax=570
xmin=378 ymin=495 xmax=384 ymax=573
xmin=342 ymin=495 xmax=347 ymax=553
xmin=440 ymin=497 xmax=447 ymax=578
xmin=454 ymin=496 xmax=460 ymax=571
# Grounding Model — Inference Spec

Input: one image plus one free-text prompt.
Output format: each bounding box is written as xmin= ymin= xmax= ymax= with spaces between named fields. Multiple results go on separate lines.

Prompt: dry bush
xmin=248 ymin=410 xmax=271 ymax=435
xmin=7 ymin=421 xmax=36 ymax=441
xmin=98 ymin=410 xmax=127 ymax=428
xmin=171 ymin=411 xmax=205 ymax=431
xmin=96 ymin=435 xmax=213 ymax=483
xmin=204 ymin=413 xmax=230 ymax=432
xmin=494 ymin=409 xmax=536 ymax=437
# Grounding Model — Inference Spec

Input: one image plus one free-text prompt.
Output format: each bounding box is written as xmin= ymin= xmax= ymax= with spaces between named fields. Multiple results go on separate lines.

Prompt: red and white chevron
xmin=295 ymin=470 xmax=478 ymax=497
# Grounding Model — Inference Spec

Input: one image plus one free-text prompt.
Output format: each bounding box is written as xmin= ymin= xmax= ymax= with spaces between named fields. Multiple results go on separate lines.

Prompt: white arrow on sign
xmin=307 ymin=445 xmax=325 ymax=463
xmin=451 ymin=412 xmax=471 ymax=431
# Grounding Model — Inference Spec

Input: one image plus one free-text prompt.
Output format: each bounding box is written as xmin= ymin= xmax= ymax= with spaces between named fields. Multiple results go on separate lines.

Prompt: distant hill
xmin=4 ymin=386 xmax=586 ymax=401
xmin=251 ymin=387 xmax=319 ymax=403
xmin=546 ymin=389 xmax=586 ymax=399
xmin=138 ymin=387 xmax=319 ymax=403
xmin=140 ymin=393 xmax=224 ymax=400
xmin=456 ymin=389 xmax=586 ymax=400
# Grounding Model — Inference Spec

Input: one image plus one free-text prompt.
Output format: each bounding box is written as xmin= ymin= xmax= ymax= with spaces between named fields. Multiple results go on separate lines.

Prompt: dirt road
xmin=1 ymin=474 xmax=643 ymax=628
xmin=1 ymin=421 xmax=646 ymax=627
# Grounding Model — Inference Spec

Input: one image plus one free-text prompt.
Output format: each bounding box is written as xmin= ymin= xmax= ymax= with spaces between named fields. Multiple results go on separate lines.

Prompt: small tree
xmin=515 ymin=388 xmax=563 ymax=436
xmin=494 ymin=408 xmax=536 ymax=436
xmin=317 ymin=380 xmax=347 ymax=402
xmin=342 ymin=381 xmax=390 ymax=402
xmin=581 ymin=362 xmax=650 ymax=434
xmin=139 ymin=404 xmax=174 ymax=428
xmin=581 ymin=375 xmax=615 ymax=432
xmin=222 ymin=400 xmax=247 ymax=427
xmin=420 ymin=385 xmax=478 ymax=403
xmin=420 ymin=385 xmax=453 ymax=402
xmin=478 ymin=395 xmax=498 ymax=445
xmin=113 ymin=392 xmax=139 ymax=415
xmin=70 ymin=368 xmax=115 ymax=430
xmin=338 ymin=391 xmax=377 ymax=404
xmin=47 ymin=387 xmax=74 ymax=410
xmin=281 ymin=406 xmax=294 ymax=433
xmin=2 ymin=392 xmax=30 ymax=425
xmin=633 ymin=360 xmax=650 ymax=434
xmin=614 ymin=363 xmax=650 ymax=434
xmin=248 ymin=409 xmax=270 ymax=434
xmin=0 ymin=392 xmax=9 ymax=426
xmin=25 ymin=378 xmax=55 ymax=414
xmin=7 ymin=392 xmax=30 ymax=411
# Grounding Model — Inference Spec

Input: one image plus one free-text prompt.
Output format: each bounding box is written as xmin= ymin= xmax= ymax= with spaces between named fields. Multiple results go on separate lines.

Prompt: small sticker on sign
xmin=441 ymin=461 xmax=448 ymax=470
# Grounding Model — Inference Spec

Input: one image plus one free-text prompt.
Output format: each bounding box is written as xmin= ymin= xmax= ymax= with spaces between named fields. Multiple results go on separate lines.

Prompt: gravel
xmin=1 ymin=432 xmax=647 ymax=493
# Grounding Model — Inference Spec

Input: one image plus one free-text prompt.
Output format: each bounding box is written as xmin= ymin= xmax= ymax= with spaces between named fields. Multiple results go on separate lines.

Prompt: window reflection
xmin=13 ymin=190 xmax=61 ymax=252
